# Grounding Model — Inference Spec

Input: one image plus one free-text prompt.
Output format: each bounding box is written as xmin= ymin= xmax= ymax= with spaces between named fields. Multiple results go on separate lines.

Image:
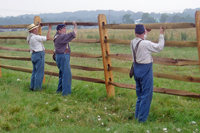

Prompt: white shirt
xmin=130 ymin=34 xmax=165 ymax=64
xmin=27 ymin=33 xmax=47 ymax=54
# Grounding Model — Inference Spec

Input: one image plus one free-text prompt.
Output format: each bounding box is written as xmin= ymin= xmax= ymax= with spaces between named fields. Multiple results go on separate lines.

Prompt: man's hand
xmin=160 ymin=26 xmax=164 ymax=34
xmin=144 ymin=26 xmax=151 ymax=34
xmin=48 ymin=24 xmax=52 ymax=29
xmin=72 ymin=21 xmax=77 ymax=26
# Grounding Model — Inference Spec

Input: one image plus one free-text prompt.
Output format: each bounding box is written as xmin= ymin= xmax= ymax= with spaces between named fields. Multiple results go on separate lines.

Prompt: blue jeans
xmin=55 ymin=53 xmax=71 ymax=96
xmin=133 ymin=62 xmax=153 ymax=122
xmin=30 ymin=51 xmax=45 ymax=90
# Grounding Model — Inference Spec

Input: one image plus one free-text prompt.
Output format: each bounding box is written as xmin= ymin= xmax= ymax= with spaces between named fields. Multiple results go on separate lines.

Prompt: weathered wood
xmin=0 ymin=46 xmax=29 ymax=52
xmin=0 ymin=55 xmax=31 ymax=61
xmin=0 ymin=46 xmax=198 ymax=66
xmin=0 ymin=24 xmax=29 ymax=29
xmin=103 ymin=23 xmax=195 ymax=29
xmin=40 ymin=22 xmax=98 ymax=26
xmin=0 ymin=36 xmax=100 ymax=44
xmin=45 ymin=61 xmax=104 ymax=71
xmin=0 ymin=36 xmax=27 ymax=39
xmin=0 ymin=46 xmax=102 ymax=58
xmin=106 ymin=39 xmax=197 ymax=47
xmin=71 ymin=38 xmax=100 ymax=43
xmin=108 ymin=54 xmax=199 ymax=66
xmin=109 ymin=66 xmax=200 ymax=83
xmin=195 ymin=11 xmax=200 ymax=71
xmin=109 ymin=81 xmax=200 ymax=99
xmin=98 ymin=14 xmax=115 ymax=97
xmin=0 ymin=64 xmax=105 ymax=84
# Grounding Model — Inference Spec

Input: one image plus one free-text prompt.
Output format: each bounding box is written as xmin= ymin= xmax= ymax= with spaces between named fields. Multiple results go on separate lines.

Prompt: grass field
xmin=0 ymin=28 xmax=200 ymax=133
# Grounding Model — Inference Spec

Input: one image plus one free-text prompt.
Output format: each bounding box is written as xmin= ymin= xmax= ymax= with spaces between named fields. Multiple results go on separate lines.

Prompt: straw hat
xmin=27 ymin=24 xmax=38 ymax=31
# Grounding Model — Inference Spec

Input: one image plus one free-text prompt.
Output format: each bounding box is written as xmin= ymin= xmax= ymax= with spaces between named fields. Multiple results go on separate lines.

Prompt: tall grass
xmin=0 ymin=28 xmax=200 ymax=132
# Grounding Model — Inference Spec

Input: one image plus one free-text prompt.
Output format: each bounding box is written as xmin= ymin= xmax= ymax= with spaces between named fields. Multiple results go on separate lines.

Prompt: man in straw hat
xmin=130 ymin=24 xmax=165 ymax=122
xmin=53 ymin=21 xmax=77 ymax=96
xmin=27 ymin=23 xmax=52 ymax=91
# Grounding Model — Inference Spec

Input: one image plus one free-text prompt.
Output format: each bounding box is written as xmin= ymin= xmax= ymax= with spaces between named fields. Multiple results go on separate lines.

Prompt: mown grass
xmin=0 ymin=29 xmax=200 ymax=133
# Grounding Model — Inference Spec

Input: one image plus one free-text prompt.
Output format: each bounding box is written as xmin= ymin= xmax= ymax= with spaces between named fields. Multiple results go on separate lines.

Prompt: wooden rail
xmin=0 ymin=64 xmax=105 ymax=84
xmin=109 ymin=81 xmax=200 ymax=99
xmin=1 ymin=64 xmax=200 ymax=99
xmin=0 ymin=22 xmax=98 ymax=29
xmin=0 ymin=46 xmax=198 ymax=66
xmin=103 ymin=23 xmax=195 ymax=29
xmin=40 ymin=22 xmax=98 ymax=26
xmin=106 ymin=39 xmax=197 ymax=47
xmin=109 ymin=66 xmax=200 ymax=83
xmin=1 ymin=55 xmax=199 ymax=83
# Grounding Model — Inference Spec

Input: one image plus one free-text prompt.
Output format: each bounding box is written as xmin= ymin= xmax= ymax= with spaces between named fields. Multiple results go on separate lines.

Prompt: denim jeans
xmin=56 ymin=53 xmax=71 ymax=96
xmin=133 ymin=62 xmax=153 ymax=122
xmin=30 ymin=51 xmax=45 ymax=90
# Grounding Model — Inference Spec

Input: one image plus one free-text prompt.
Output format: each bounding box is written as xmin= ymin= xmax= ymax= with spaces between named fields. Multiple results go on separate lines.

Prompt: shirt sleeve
xmin=58 ymin=31 xmax=76 ymax=44
xmin=34 ymin=35 xmax=47 ymax=42
xmin=145 ymin=34 xmax=165 ymax=53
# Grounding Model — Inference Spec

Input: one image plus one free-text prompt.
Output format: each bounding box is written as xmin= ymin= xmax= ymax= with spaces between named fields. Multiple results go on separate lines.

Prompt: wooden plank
xmin=195 ymin=11 xmax=200 ymax=71
xmin=0 ymin=64 xmax=105 ymax=84
xmin=0 ymin=36 xmax=27 ymax=39
xmin=109 ymin=66 xmax=200 ymax=83
xmin=107 ymin=39 xmax=197 ymax=47
xmin=109 ymin=81 xmax=200 ymax=99
xmin=40 ymin=22 xmax=98 ymax=26
xmin=0 ymin=36 xmax=100 ymax=44
xmin=108 ymin=53 xmax=199 ymax=66
xmin=0 ymin=24 xmax=29 ymax=29
xmin=0 ymin=46 xmax=198 ymax=65
xmin=98 ymin=14 xmax=115 ymax=97
xmin=0 ymin=46 xmax=102 ymax=58
xmin=45 ymin=61 xmax=104 ymax=71
xmin=0 ymin=55 xmax=31 ymax=61
xmin=103 ymin=23 xmax=195 ymax=29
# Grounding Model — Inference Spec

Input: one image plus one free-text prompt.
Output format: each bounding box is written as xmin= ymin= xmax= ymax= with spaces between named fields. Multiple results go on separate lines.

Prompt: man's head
xmin=57 ymin=24 xmax=66 ymax=34
xmin=27 ymin=24 xmax=38 ymax=34
xmin=135 ymin=24 xmax=145 ymax=35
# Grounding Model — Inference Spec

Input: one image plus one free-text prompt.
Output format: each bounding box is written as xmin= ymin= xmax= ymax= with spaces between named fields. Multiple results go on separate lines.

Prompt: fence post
xmin=195 ymin=11 xmax=200 ymax=71
xmin=34 ymin=16 xmax=46 ymax=83
xmin=98 ymin=14 xmax=115 ymax=97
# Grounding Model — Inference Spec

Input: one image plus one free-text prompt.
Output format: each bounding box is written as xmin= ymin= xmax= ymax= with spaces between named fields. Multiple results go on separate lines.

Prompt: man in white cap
xmin=131 ymin=24 xmax=165 ymax=122
xmin=27 ymin=23 xmax=52 ymax=91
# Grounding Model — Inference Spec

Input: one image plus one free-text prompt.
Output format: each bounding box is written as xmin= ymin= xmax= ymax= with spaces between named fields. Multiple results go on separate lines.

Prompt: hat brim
xmin=28 ymin=25 xmax=38 ymax=31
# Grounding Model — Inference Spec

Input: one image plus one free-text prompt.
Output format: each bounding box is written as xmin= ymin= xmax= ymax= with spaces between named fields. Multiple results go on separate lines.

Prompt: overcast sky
xmin=0 ymin=0 xmax=200 ymax=17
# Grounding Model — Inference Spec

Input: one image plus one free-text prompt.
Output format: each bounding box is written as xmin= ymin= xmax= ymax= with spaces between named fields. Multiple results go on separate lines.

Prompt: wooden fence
xmin=0 ymin=11 xmax=200 ymax=99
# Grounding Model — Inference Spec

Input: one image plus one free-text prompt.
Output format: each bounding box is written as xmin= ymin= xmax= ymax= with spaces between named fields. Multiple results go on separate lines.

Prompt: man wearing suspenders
xmin=27 ymin=24 xmax=52 ymax=91
xmin=54 ymin=22 xmax=77 ymax=96
xmin=130 ymin=24 xmax=165 ymax=122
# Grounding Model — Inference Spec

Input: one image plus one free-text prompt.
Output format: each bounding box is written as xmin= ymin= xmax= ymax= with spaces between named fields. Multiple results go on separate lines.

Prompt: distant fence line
xmin=0 ymin=12 xmax=200 ymax=99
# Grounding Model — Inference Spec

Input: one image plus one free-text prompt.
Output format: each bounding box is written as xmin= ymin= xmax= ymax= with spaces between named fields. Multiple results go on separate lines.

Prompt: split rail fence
xmin=1 ymin=11 xmax=200 ymax=99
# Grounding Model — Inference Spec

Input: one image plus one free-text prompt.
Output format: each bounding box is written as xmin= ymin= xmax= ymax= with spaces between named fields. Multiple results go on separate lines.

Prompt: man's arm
xmin=72 ymin=21 xmax=77 ymax=35
xmin=46 ymin=25 xmax=52 ymax=40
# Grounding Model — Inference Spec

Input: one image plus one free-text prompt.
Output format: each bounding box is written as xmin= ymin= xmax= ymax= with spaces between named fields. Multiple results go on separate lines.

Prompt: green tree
xmin=122 ymin=14 xmax=135 ymax=24
xmin=140 ymin=13 xmax=156 ymax=23
xmin=160 ymin=14 xmax=169 ymax=23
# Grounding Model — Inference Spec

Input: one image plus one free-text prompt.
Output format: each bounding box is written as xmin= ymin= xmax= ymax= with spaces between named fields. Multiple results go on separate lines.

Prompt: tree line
xmin=0 ymin=8 xmax=199 ymax=27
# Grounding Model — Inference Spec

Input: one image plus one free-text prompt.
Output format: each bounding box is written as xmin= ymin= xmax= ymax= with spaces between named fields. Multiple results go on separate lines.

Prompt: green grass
xmin=0 ymin=29 xmax=200 ymax=132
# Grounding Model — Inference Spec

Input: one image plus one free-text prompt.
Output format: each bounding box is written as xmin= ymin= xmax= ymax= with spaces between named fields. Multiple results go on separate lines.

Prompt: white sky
xmin=0 ymin=0 xmax=200 ymax=17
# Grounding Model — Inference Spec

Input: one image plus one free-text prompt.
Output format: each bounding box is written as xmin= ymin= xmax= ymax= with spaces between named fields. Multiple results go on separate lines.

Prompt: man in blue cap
xmin=54 ymin=21 xmax=77 ymax=96
xmin=130 ymin=24 xmax=165 ymax=122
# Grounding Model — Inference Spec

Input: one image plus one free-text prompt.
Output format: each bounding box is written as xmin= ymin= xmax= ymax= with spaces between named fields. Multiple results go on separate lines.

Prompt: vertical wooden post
xmin=195 ymin=11 xmax=200 ymax=71
xmin=34 ymin=16 xmax=46 ymax=83
xmin=98 ymin=14 xmax=115 ymax=97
